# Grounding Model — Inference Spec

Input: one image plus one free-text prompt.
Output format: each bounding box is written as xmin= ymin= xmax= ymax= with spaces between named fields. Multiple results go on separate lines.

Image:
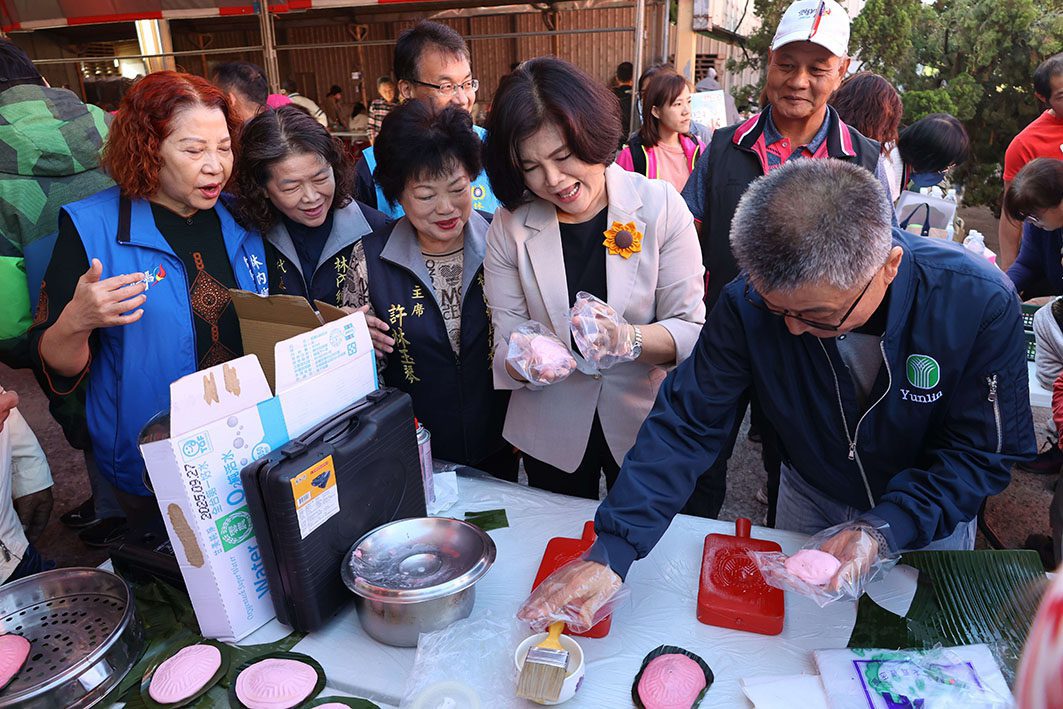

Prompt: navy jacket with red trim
xmin=699 ymin=107 xmax=880 ymax=309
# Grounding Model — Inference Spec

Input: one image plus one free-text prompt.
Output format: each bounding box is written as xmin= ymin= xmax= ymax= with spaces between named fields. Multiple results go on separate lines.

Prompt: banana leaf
xmin=463 ymin=509 xmax=509 ymax=532
xmin=848 ymin=550 xmax=1047 ymax=685
xmin=305 ymin=697 xmax=381 ymax=708
xmin=111 ymin=579 xmax=305 ymax=708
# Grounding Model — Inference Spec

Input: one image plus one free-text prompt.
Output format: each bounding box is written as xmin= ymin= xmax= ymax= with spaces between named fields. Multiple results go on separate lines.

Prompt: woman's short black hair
xmin=483 ymin=56 xmax=622 ymax=211
xmin=1005 ymin=158 xmax=1063 ymax=222
xmin=897 ymin=113 xmax=970 ymax=173
xmin=233 ymin=105 xmax=354 ymax=233
xmin=372 ymin=100 xmax=482 ymax=207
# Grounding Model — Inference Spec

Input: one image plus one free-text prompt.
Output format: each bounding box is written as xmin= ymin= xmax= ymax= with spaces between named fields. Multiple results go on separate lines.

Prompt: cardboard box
xmin=140 ymin=311 xmax=378 ymax=641
xmin=230 ymin=291 xmax=351 ymax=392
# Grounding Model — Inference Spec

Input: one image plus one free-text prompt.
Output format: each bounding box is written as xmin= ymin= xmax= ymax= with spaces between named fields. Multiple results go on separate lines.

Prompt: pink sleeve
xmin=616 ymin=146 xmax=635 ymax=172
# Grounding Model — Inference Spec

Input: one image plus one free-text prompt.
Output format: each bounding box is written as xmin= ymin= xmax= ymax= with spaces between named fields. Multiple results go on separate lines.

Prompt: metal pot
xmin=0 ymin=567 xmax=145 ymax=707
xmin=342 ymin=517 xmax=496 ymax=647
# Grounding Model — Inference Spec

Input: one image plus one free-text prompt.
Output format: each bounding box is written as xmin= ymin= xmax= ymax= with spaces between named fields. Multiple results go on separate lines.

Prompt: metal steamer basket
xmin=0 ymin=568 xmax=145 ymax=707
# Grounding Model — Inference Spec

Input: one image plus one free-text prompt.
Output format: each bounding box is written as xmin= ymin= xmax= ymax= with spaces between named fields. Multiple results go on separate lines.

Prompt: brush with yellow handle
xmin=516 ymin=620 xmax=570 ymax=703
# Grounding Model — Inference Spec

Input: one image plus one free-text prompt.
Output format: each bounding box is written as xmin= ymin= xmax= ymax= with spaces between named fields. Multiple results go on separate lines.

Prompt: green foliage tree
xmin=726 ymin=0 xmax=1063 ymax=210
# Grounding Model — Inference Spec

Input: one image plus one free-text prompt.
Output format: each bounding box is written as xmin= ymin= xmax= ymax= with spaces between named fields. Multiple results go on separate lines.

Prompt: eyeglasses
xmin=743 ymin=270 xmax=879 ymax=332
xmin=409 ymin=78 xmax=479 ymax=98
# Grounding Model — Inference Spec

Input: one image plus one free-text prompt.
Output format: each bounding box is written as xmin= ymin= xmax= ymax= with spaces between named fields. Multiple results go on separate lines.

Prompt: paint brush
xmin=515 ymin=621 xmax=570 ymax=703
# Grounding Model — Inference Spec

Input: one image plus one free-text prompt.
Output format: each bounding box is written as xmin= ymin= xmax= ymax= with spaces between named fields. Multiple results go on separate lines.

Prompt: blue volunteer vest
xmin=61 ymin=186 xmax=268 ymax=494
xmin=363 ymin=124 xmax=501 ymax=219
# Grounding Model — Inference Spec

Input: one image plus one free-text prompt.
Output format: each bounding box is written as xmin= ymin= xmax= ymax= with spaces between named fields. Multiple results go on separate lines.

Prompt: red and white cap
xmin=771 ymin=0 xmax=851 ymax=57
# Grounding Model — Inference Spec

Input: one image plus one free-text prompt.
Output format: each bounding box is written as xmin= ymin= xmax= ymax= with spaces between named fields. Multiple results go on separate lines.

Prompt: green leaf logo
xmin=906 ymin=354 xmax=940 ymax=390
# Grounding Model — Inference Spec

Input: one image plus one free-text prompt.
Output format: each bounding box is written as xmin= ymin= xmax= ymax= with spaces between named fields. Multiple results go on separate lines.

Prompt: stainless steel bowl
xmin=0 ymin=567 xmax=145 ymax=707
xmin=342 ymin=517 xmax=496 ymax=647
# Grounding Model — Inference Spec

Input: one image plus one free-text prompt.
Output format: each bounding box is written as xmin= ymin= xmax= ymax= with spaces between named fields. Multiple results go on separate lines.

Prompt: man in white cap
xmin=677 ymin=0 xmax=894 ymax=523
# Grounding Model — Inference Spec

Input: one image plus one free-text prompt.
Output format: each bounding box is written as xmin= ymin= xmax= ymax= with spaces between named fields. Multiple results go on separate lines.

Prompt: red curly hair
xmin=103 ymin=71 xmax=241 ymax=198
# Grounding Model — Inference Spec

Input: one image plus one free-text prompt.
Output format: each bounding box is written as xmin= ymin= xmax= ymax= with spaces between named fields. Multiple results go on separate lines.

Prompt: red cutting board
xmin=697 ymin=518 xmax=784 ymax=635
xmin=531 ymin=521 xmax=612 ymax=638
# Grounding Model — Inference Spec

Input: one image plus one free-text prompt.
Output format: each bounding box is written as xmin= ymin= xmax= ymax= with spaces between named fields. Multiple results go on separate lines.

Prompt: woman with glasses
xmin=482 ymin=57 xmax=705 ymax=498
xmin=1005 ymin=158 xmax=1063 ymax=298
xmin=617 ymin=70 xmax=704 ymax=193
xmin=340 ymin=101 xmax=517 ymax=480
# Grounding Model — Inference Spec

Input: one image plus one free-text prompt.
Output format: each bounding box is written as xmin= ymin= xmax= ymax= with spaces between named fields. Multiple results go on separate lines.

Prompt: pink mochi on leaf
xmin=0 ymin=634 xmax=30 ymax=690
xmin=235 ymin=658 xmax=318 ymax=709
xmin=784 ymin=549 xmax=842 ymax=586
xmin=637 ymin=653 xmax=708 ymax=709
xmin=148 ymin=643 xmax=223 ymax=704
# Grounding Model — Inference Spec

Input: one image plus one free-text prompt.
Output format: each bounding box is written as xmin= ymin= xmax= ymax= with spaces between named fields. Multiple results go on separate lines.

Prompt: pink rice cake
xmin=235 ymin=658 xmax=318 ymax=709
xmin=637 ymin=654 xmax=707 ymax=709
xmin=0 ymin=634 xmax=30 ymax=689
xmin=784 ymin=549 xmax=842 ymax=586
xmin=148 ymin=644 xmax=223 ymax=704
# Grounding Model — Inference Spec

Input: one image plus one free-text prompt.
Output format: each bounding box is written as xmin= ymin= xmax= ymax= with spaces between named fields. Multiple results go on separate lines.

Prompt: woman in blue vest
xmin=617 ymin=69 xmax=704 ymax=194
xmin=340 ymin=101 xmax=516 ymax=480
xmin=31 ymin=72 xmax=268 ymax=520
xmin=232 ymin=105 xmax=391 ymax=308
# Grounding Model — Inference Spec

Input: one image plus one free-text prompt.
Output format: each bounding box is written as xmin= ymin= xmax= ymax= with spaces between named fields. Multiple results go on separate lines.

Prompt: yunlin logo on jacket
xmin=901 ymin=354 xmax=943 ymax=403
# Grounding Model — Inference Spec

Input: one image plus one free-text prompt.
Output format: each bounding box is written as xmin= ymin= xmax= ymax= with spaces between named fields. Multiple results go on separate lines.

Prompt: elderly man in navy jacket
xmin=519 ymin=158 xmax=1036 ymax=628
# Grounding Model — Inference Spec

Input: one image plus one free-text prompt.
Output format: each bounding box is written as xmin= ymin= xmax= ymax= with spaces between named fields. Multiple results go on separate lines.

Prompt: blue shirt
xmin=1006 ymin=221 xmax=1063 ymax=296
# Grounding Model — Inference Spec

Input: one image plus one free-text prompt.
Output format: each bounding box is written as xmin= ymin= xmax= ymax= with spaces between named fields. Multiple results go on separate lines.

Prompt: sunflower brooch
xmin=602 ymin=221 xmax=643 ymax=259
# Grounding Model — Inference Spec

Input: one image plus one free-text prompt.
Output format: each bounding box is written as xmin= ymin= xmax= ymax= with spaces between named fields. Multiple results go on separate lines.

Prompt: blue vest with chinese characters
xmin=61 ymin=187 xmax=268 ymax=494
xmin=360 ymin=213 xmax=508 ymax=465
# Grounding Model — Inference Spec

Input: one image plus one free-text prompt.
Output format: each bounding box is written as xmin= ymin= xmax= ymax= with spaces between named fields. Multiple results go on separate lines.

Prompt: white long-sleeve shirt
xmin=0 ymin=407 xmax=52 ymax=583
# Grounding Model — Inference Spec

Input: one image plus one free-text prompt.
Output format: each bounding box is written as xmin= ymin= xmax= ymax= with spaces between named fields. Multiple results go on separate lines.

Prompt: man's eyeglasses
xmin=409 ymin=78 xmax=479 ymax=98
xmin=743 ymin=270 xmax=878 ymax=332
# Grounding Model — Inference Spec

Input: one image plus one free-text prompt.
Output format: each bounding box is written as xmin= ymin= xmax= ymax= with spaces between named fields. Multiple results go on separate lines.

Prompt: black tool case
xmin=241 ymin=387 xmax=427 ymax=631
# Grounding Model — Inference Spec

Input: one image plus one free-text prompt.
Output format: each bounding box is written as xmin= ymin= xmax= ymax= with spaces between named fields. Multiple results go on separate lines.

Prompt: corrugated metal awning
xmin=0 ymin=0 xmax=395 ymax=32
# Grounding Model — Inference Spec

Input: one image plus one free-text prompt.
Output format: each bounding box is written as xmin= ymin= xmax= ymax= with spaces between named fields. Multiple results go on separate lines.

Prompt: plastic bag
xmin=504 ymin=320 xmax=577 ymax=385
xmin=749 ymin=521 xmax=899 ymax=607
xmin=400 ymin=610 xmax=524 ymax=709
xmin=516 ymin=551 xmax=630 ymax=633
xmin=816 ymin=644 xmax=1012 ymax=708
xmin=569 ymin=292 xmax=637 ymax=370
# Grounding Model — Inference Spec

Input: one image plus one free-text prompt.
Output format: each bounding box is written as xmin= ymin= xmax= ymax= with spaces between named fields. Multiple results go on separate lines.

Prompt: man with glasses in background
xmin=354 ymin=21 xmax=501 ymax=219
xmin=517 ymin=159 xmax=1035 ymax=628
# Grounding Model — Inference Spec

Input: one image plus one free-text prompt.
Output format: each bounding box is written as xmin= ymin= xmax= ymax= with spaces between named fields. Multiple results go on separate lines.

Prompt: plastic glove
xmin=517 ymin=557 xmax=627 ymax=633
xmin=505 ymin=321 xmax=577 ymax=386
xmin=569 ymin=292 xmax=637 ymax=370
xmin=749 ymin=520 xmax=898 ymax=607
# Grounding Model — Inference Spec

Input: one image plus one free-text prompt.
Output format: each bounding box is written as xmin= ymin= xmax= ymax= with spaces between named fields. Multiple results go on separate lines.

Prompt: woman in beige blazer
xmin=482 ymin=57 xmax=706 ymax=498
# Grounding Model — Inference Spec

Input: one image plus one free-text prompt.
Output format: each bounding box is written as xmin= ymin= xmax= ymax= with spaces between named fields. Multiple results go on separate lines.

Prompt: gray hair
xmin=730 ymin=159 xmax=893 ymax=292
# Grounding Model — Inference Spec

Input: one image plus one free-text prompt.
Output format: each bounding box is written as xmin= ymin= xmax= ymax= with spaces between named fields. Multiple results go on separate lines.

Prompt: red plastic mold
xmin=531 ymin=521 xmax=612 ymax=638
xmin=697 ymin=518 xmax=784 ymax=635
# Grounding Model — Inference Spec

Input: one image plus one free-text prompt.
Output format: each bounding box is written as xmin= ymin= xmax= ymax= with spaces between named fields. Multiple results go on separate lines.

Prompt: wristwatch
xmin=630 ymin=325 xmax=643 ymax=359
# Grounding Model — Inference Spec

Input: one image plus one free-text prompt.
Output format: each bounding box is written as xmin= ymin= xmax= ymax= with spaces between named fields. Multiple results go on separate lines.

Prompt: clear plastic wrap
xmin=516 ymin=553 xmax=629 ymax=633
xmin=568 ymin=291 xmax=637 ymax=370
xmin=504 ymin=320 xmax=577 ymax=385
xmin=749 ymin=521 xmax=899 ymax=607
xmin=400 ymin=611 xmax=524 ymax=709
